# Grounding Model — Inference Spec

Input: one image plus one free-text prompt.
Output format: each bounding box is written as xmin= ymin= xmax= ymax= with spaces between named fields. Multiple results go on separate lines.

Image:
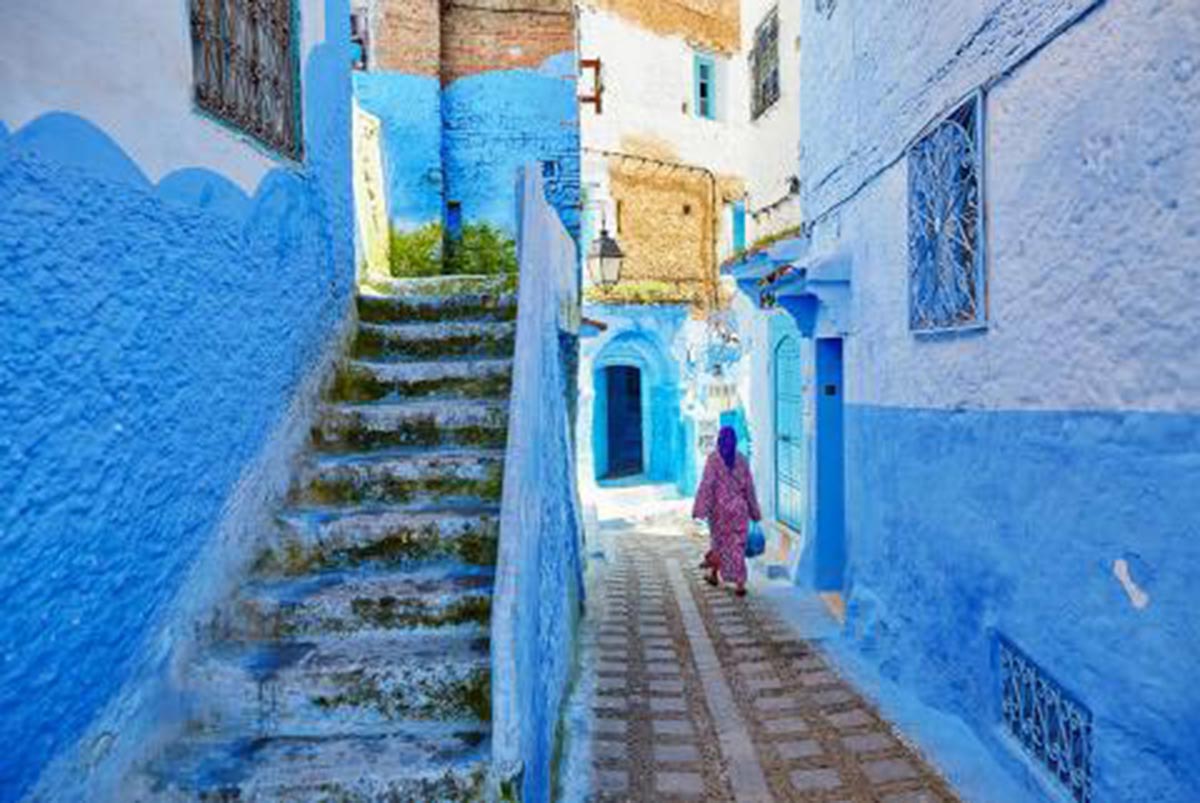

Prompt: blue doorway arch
xmin=592 ymin=331 xmax=680 ymax=485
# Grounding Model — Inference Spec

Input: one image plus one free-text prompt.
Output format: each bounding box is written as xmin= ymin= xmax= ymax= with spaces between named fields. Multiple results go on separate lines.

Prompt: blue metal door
xmin=815 ymin=338 xmax=845 ymax=590
xmin=605 ymin=366 xmax=644 ymax=478
xmin=774 ymin=336 xmax=804 ymax=531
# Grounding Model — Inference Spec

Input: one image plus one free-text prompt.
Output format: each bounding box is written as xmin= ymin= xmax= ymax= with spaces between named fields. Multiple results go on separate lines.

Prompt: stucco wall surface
xmin=792 ymin=0 xmax=1200 ymax=800
xmin=443 ymin=53 xmax=582 ymax=237
xmin=801 ymin=0 xmax=1114 ymax=221
xmin=580 ymin=8 xmax=747 ymax=172
xmin=492 ymin=168 xmax=585 ymax=803
xmin=0 ymin=0 xmax=328 ymax=194
xmin=352 ymin=72 xmax=444 ymax=229
xmin=0 ymin=4 xmax=353 ymax=799
xmin=740 ymin=0 xmax=801 ymax=242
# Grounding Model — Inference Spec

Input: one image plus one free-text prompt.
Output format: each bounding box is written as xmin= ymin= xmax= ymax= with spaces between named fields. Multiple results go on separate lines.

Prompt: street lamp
xmin=587 ymin=227 xmax=625 ymax=288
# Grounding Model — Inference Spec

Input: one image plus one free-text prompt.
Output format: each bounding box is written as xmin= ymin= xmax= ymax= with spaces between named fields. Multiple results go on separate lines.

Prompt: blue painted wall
xmin=842 ymin=405 xmax=1200 ymax=802
xmin=443 ymin=53 xmax=581 ymax=239
xmin=354 ymin=53 xmax=579 ymax=241
xmin=583 ymin=305 xmax=687 ymax=489
xmin=352 ymin=72 xmax=443 ymax=228
xmin=773 ymin=1 xmax=1200 ymax=799
xmin=0 ymin=12 xmax=353 ymax=800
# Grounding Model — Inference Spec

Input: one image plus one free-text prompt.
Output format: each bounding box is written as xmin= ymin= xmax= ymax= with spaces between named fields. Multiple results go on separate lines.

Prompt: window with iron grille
xmin=907 ymin=92 xmax=986 ymax=332
xmin=189 ymin=0 xmax=303 ymax=160
xmin=998 ymin=635 xmax=1093 ymax=802
xmin=751 ymin=9 xmax=780 ymax=120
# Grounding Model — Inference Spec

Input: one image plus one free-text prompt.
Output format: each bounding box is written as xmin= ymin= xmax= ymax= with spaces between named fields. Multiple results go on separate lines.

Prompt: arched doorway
xmin=602 ymin=365 xmax=644 ymax=478
xmin=590 ymin=331 xmax=680 ymax=486
xmin=774 ymin=335 xmax=805 ymax=532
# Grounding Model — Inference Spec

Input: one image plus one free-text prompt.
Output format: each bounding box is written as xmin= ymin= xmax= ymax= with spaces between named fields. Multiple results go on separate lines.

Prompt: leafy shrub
xmin=388 ymin=221 xmax=517 ymax=277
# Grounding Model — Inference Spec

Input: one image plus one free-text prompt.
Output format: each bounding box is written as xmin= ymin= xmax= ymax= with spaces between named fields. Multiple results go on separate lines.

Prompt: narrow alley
xmin=2 ymin=1 xmax=1197 ymax=802
xmin=571 ymin=491 xmax=959 ymax=803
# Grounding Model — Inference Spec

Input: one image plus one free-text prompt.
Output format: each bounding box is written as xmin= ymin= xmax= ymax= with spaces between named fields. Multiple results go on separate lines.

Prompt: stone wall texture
xmin=0 ymin=3 xmax=354 ymax=800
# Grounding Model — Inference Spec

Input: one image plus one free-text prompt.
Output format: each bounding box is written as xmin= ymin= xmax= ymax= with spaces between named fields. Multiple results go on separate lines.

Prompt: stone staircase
xmin=130 ymin=276 xmax=516 ymax=802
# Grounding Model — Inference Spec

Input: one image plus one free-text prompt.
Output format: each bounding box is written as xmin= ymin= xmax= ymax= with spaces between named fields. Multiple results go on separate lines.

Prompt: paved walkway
xmin=582 ymin=497 xmax=960 ymax=803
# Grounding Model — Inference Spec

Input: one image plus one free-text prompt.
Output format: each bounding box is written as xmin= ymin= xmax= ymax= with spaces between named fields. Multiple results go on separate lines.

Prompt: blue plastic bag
xmin=745 ymin=521 xmax=766 ymax=559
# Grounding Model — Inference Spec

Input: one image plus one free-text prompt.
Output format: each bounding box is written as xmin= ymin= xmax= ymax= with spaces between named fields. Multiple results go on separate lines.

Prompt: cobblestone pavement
xmin=586 ymin=508 xmax=961 ymax=803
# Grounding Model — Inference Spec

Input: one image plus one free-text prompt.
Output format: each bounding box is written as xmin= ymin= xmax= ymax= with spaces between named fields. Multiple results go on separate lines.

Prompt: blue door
xmin=814 ymin=338 xmax=846 ymax=590
xmin=605 ymin=365 xmax=644 ymax=478
xmin=774 ymin=336 xmax=804 ymax=532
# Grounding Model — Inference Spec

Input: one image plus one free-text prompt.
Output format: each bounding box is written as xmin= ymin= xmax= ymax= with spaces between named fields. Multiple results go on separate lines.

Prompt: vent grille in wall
xmin=998 ymin=635 xmax=1093 ymax=802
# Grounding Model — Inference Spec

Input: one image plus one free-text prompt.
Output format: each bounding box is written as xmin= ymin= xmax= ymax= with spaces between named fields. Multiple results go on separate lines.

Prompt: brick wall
xmin=440 ymin=0 xmax=575 ymax=83
xmin=372 ymin=0 xmax=440 ymax=76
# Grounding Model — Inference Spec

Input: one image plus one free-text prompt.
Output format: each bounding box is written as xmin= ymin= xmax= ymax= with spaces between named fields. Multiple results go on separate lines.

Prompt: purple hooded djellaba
xmin=692 ymin=426 xmax=762 ymax=585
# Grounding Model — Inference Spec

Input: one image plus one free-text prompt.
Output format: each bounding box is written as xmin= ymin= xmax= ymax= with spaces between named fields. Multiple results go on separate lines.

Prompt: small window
xmin=694 ymin=54 xmax=717 ymax=120
xmin=350 ymin=8 xmax=369 ymax=71
xmin=189 ymin=0 xmax=303 ymax=160
xmin=908 ymin=93 xmax=986 ymax=332
xmin=751 ymin=9 xmax=781 ymax=119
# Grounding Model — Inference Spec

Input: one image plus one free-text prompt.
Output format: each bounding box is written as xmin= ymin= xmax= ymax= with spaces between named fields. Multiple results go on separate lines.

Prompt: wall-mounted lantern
xmin=587 ymin=228 xmax=625 ymax=288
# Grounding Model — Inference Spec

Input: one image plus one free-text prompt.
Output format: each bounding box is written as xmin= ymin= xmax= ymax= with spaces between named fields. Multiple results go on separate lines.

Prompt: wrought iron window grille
xmin=907 ymin=91 xmax=986 ymax=332
xmin=997 ymin=635 xmax=1094 ymax=803
xmin=751 ymin=8 xmax=780 ymax=120
xmin=189 ymin=0 xmax=304 ymax=161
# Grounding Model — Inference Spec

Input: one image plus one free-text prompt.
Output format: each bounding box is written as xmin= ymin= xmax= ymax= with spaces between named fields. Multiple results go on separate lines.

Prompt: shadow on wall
xmin=0 ymin=15 xmax=353 ymax=799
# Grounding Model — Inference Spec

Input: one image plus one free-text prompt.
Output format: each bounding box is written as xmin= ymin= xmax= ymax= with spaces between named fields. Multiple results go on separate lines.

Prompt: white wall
xmin=741 ymin=0 xmax=801 ymax=242
xmin=800 ymin=0 xmax=1200 ymax=415
xmin=579 ymin=4 xmax=749 ymax=263
xmin=579 ymin=7 xmax=747 ymax=174
xmin=0 ymin=0 xmax=327 ymax=193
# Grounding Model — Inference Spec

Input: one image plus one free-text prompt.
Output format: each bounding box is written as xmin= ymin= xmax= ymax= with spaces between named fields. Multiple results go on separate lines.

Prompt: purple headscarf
xmin=718 ymin=425 xmax=737 ymax=470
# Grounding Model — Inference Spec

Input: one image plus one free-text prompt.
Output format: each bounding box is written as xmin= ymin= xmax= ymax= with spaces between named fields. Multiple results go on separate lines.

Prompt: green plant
xmin=446 ymin=222 xmax=518 ymax=275
xmin=721 ymin=224 xmax=804 ymax=270
xmin=389 ymin=222 xmax=443 ymax=277
xmin=387 ymin=221 xmax=518 ymax=278
xmin=584 ymin=280 xmax=706 ymax=306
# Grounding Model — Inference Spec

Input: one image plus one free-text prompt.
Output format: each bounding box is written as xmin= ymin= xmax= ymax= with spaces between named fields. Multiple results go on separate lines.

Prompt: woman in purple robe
xmin=692 ymin=426 xmax=762 ymax=596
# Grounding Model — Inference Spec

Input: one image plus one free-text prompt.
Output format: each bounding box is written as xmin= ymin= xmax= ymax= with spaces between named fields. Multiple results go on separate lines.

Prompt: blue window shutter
xmin=733 ymin=201 xmax=746 ymax=251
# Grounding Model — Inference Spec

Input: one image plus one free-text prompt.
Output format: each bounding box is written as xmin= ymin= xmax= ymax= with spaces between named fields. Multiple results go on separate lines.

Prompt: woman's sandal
xmin=705 ymin=571 xmax=719 ymax=587
xmin=735 ymin=586 xmax=747 ymax=597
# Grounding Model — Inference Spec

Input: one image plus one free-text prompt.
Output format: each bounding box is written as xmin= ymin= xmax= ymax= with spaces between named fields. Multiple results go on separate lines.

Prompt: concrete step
xmin=185 ymin=632 xmax=491 ymax=736
xmin=366 ymin=273 xmax=517 ymax=298
xmin=329 ymin=358 xmax=513 ymax=403
xmin=351 ymin=320 xmax=516 ymax=363
xmin=216 ymin=564 xmax=494 ymax=641
xmin=294 ymin=448 xmax=505 ymax=507
xmin=357 ymin=288 xmax=517 ymax=325
xmin=258 ymin=503 xmax=501 ymax=576
xmin=136 ymin=723 xmax=489 ymax=802
xmin=312 ymin=399 xmax=509 ymax=452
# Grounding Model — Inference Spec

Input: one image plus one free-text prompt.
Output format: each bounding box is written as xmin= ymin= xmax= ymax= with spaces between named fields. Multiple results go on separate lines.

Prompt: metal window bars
xmin=189 ymin=0 xmax=303 ymax=160
xmin=751 ymin=8 xmax=780 ymax=120
xmin=907 ymin=92 xmax=986 ymax=331
xmin=998 ymin=635 xmax=1094 ymax=803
